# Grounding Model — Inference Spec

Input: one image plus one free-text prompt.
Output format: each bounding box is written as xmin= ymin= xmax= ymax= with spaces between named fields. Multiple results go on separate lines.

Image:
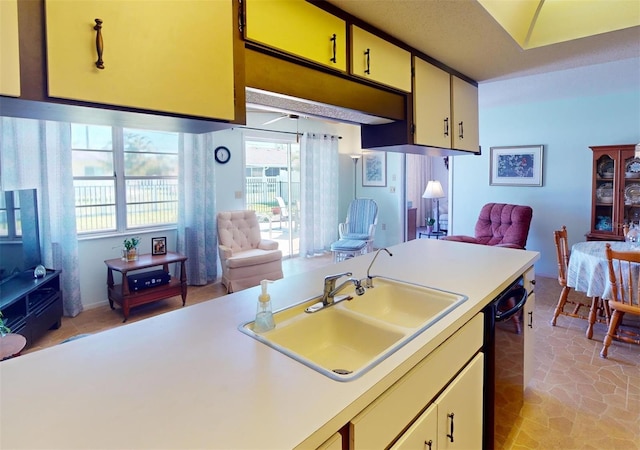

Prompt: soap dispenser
xmin=253 ymin=280 xmax=275 ymax=333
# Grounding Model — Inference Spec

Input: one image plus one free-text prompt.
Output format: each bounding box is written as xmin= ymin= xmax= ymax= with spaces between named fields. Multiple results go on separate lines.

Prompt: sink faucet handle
xmin=324 ymin=271 xmax=352 ymax=282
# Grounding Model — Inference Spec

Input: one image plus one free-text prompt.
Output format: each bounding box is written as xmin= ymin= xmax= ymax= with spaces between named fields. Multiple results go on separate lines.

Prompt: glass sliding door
xmin=244 ymin=136 xmax=300 ymax=257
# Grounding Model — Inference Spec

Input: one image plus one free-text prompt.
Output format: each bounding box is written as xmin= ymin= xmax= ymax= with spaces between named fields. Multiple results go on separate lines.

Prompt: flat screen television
xmin=0 ymin=189 xmax=42 ymax=284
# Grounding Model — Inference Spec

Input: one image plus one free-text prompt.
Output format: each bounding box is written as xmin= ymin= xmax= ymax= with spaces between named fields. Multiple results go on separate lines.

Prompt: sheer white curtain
xmin=299 ymin=133 xmax=339 ymax=257
xmin=0 ymin=117 xmax=82 ymax=316
xmin=405 ymin=153 xmax=432 ymax=227
xmin=177 ymin=132 xmax=217 ymax=285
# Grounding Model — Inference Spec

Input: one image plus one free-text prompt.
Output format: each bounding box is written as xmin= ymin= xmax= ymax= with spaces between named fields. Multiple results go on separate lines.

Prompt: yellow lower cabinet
xmin=350 ymin=314 xmax=483 ymax=449
xmin=45 ymin=0 xmax=235 ymax=120
xmin=317 ymin=432 xmax=342 ymax=450
xmin=435 ymin=353 xmax=484 ymax=449
xmin=391 ymin=403 xmax=438 ymax=449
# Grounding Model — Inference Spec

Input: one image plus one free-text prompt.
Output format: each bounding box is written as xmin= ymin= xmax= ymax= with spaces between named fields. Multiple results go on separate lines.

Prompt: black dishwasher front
xmin=483 ymin=275 xmax=529 ymax=449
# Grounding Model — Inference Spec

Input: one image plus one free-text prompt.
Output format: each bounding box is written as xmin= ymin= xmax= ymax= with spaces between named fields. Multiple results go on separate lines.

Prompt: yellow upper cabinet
xmin=1 ymin=0 xmax=21 ymax=97
xmin=350 ymin=26 xmax=411 ymax=92
xmin=414 ymin=57 xmax=479 ymax=153
xmin=245 ymin=0 xmax=346 ymax=72
xmin=44 ymin=0 xmax=236 ymax=120
xmin=451 ymin=75 xmax=479 ymax=153
xmin=413 ymin=57 xmax=451 ymax=149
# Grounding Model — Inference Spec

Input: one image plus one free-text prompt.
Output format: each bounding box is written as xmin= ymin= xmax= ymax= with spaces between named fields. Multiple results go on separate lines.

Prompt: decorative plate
xmin=626 ymin=158 xmax=640 ymax=177
xmin=597 ymin=183 xmax=614 ymax=203
xmin=625 ymin=183 xmax=640 ymax=204
xmin=597 ymin=159 xmax=614 ymax=178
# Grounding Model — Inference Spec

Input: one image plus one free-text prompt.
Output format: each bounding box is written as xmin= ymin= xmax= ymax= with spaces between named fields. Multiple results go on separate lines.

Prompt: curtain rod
xmin=232 ymin=126 xmax=342 ymax=139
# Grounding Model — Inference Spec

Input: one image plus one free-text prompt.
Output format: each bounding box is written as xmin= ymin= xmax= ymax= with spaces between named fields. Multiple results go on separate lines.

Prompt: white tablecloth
xmin=566 ymin=241 xmax=636 ymax=300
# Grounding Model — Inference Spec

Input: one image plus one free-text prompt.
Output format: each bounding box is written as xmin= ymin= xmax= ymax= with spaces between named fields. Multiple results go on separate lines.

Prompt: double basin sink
xmin=239 ymin=277 xmax=467 ymax=381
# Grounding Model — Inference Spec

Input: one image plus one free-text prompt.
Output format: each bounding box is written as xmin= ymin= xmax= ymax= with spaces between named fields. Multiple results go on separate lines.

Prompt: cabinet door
xmin=45 ymin=0 xmax=235 ymax=120
xmin=414 ymin=57 xmax=451 ymax=148
xmin=391 ymin=403 xmax=438 ymax=449
xmin=245 ymin=0 xmax=346 ymax=71
xmin=523 ymin=267 xmax=536 ymax=388
xmin=351 ymin=26 xmax=411 ymax=92
xmin=451 ymin=76 xmax=479 ymax=153
xmin=437 ymin=353 xmax=484 ymax=449
xmin=592 ymin=150 xmax=619 ymax=239
xmin=523 ymin=292 xmax=535 ymax=388
xmin=0 ymin=0 xmax=20 ymax=96
xmin=622 ymin=151 xmax=640 ymax=227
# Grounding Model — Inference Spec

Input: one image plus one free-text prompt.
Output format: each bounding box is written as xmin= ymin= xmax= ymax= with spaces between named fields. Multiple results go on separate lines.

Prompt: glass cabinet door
xmin=623 ymin=154 xmax=640 ymax=225
xmin=594 ymin=154 xmax=615 ymax=233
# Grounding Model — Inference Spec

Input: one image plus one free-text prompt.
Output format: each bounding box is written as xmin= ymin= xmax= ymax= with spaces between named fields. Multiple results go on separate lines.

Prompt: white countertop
xmin=0 ymin=239 xmax=539 ymax=449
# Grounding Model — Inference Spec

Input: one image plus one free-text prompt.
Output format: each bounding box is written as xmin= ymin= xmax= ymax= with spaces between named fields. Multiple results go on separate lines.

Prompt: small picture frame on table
xmin=152 ymin=237 xmax=167 ymax=255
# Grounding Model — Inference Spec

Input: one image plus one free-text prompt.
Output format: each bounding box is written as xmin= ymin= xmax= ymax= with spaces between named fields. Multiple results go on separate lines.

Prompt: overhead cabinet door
xmin=351 ymin=25 xmax=411 ymax=92
xmin=45 ymin=0 xmax=236 ymax=120
xmin=451 ymin=76 xmax=479 ymax=153
xmin=413 ymin=57 xmax=451 ymax=148
xmin=245 ymin=0 xmax=346 ymax=71
xmin=0 ymin=0 xmax=20 ymax=97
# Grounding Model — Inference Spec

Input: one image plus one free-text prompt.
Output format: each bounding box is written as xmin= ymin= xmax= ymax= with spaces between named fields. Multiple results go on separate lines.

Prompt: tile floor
xmin=21 ymin=256 xmax=640 ymax=449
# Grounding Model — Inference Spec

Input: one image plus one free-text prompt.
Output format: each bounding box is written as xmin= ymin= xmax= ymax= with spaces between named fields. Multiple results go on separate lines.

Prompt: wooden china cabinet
xmin=588 ymin=144 xmax=639 ymax=241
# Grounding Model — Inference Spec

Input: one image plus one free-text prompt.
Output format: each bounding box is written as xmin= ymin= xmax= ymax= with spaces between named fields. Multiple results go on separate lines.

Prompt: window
xmin=0 ymin=191 xmax=21 ymax=239
xmin=71 ymin=125 xmax=180 ymax=234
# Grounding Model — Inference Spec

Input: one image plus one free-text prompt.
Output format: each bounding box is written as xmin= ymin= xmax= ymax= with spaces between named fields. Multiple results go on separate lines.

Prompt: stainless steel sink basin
xmin=239 ymin=277 xmax=467 ymax=381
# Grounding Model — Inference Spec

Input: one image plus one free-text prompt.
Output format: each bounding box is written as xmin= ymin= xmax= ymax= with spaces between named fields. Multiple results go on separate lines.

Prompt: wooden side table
xmin=104 ymin=252 xmax=188 ymax=322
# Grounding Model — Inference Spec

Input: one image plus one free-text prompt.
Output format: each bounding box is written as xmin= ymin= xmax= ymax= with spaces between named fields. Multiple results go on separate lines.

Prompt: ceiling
xmin=326 ymin=0 xmax=640 ymax=83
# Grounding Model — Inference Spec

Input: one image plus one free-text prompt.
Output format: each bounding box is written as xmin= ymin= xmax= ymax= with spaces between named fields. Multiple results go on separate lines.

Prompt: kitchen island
xmin=0 ymin=239 xmax=539 ymax=449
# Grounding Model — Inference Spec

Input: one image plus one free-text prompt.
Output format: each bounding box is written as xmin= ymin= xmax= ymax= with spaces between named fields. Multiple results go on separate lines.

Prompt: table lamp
xmin=350 ymin=154 xmax=361 ymax=199
xmin=422 ymin=180 xmax=445 ymax=232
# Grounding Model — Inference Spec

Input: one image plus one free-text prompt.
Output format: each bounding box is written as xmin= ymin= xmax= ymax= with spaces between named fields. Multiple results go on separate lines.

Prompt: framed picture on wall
xmin=490 ymin=145 xmax=544 ymax=186
xmin=362 ymin=151 xmax=387 ymax=187
xmin=152 ymin=237 xmax=167 ymax=255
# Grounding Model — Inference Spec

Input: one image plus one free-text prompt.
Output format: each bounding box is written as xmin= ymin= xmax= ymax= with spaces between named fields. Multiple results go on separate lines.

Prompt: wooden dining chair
xmin=550 ymin=226 xmax=608 ymax=339
xmin=600 ymin=243 xmax=640 ymax=358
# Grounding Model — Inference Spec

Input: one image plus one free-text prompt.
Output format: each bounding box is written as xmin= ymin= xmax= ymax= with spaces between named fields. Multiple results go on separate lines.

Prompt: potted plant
xmin=426 ymin=218 xmax=435 ymax=234
xmin=0 ymin=311 xmax=11 ymax=337
xmin=123 ymin=237 xmax=140 ymax=261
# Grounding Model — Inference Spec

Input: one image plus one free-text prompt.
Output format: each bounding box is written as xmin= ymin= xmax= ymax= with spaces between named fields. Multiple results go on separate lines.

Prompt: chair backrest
xmin=474 ymin=203 xmax=533 ymax=249
xmin=275 ymin=197 xmax=289 ymax=217
xmin=216 ymin=210 xmax=262 ymax=252
xmin=553 ymin=225 xmax=570 ymax=287
xmin=345 ymin=198 xmax=378 ymax=235
xmin=605 ymin=243 xmax=640 ymax=308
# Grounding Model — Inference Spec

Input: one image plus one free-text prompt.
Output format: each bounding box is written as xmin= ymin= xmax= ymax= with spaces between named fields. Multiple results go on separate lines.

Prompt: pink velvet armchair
xmin=443 ymin=203 xmax=533 ymax=249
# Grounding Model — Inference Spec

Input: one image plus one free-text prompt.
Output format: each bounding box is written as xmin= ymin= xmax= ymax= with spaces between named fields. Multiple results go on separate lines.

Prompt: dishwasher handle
xmin=495 ymin=287 xmax=528 ymax=322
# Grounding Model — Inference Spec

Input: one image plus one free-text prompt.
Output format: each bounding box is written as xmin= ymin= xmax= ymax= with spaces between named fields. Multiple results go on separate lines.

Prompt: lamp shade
xmin=350 ymin=154 xmax=361 ymax=161
xmin=422 ymin=180 xmax=445 ymax=199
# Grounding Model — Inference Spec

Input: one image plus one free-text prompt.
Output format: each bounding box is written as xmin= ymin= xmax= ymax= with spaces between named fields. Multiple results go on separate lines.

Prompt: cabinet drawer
xmin=350 ymin=313 xmax=483 ymax=449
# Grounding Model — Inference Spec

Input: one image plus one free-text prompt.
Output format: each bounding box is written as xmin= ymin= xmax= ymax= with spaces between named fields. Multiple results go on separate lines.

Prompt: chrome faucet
xmin=322 ymin=272 xmax=364 ymax=306
xmin=365 ymin=248 xmax=393 ymax=288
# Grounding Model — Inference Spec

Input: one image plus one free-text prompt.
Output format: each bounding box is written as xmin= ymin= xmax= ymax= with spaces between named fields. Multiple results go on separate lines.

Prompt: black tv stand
xmin=0 ymin=269 xmax=63 ymax=348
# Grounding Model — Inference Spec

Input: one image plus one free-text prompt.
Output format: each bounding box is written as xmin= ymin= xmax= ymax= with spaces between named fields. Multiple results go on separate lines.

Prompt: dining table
xmin=567 ymin=240 xmax=638 ymax=301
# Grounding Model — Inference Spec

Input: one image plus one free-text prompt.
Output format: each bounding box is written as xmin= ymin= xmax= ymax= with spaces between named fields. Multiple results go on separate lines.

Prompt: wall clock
xmin=214 ymin=146 xmax=231 ymax=164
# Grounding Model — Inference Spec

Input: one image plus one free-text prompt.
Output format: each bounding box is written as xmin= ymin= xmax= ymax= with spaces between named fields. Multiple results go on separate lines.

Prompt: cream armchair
xmin=217 ymin=210 xmax=283 ymax=293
